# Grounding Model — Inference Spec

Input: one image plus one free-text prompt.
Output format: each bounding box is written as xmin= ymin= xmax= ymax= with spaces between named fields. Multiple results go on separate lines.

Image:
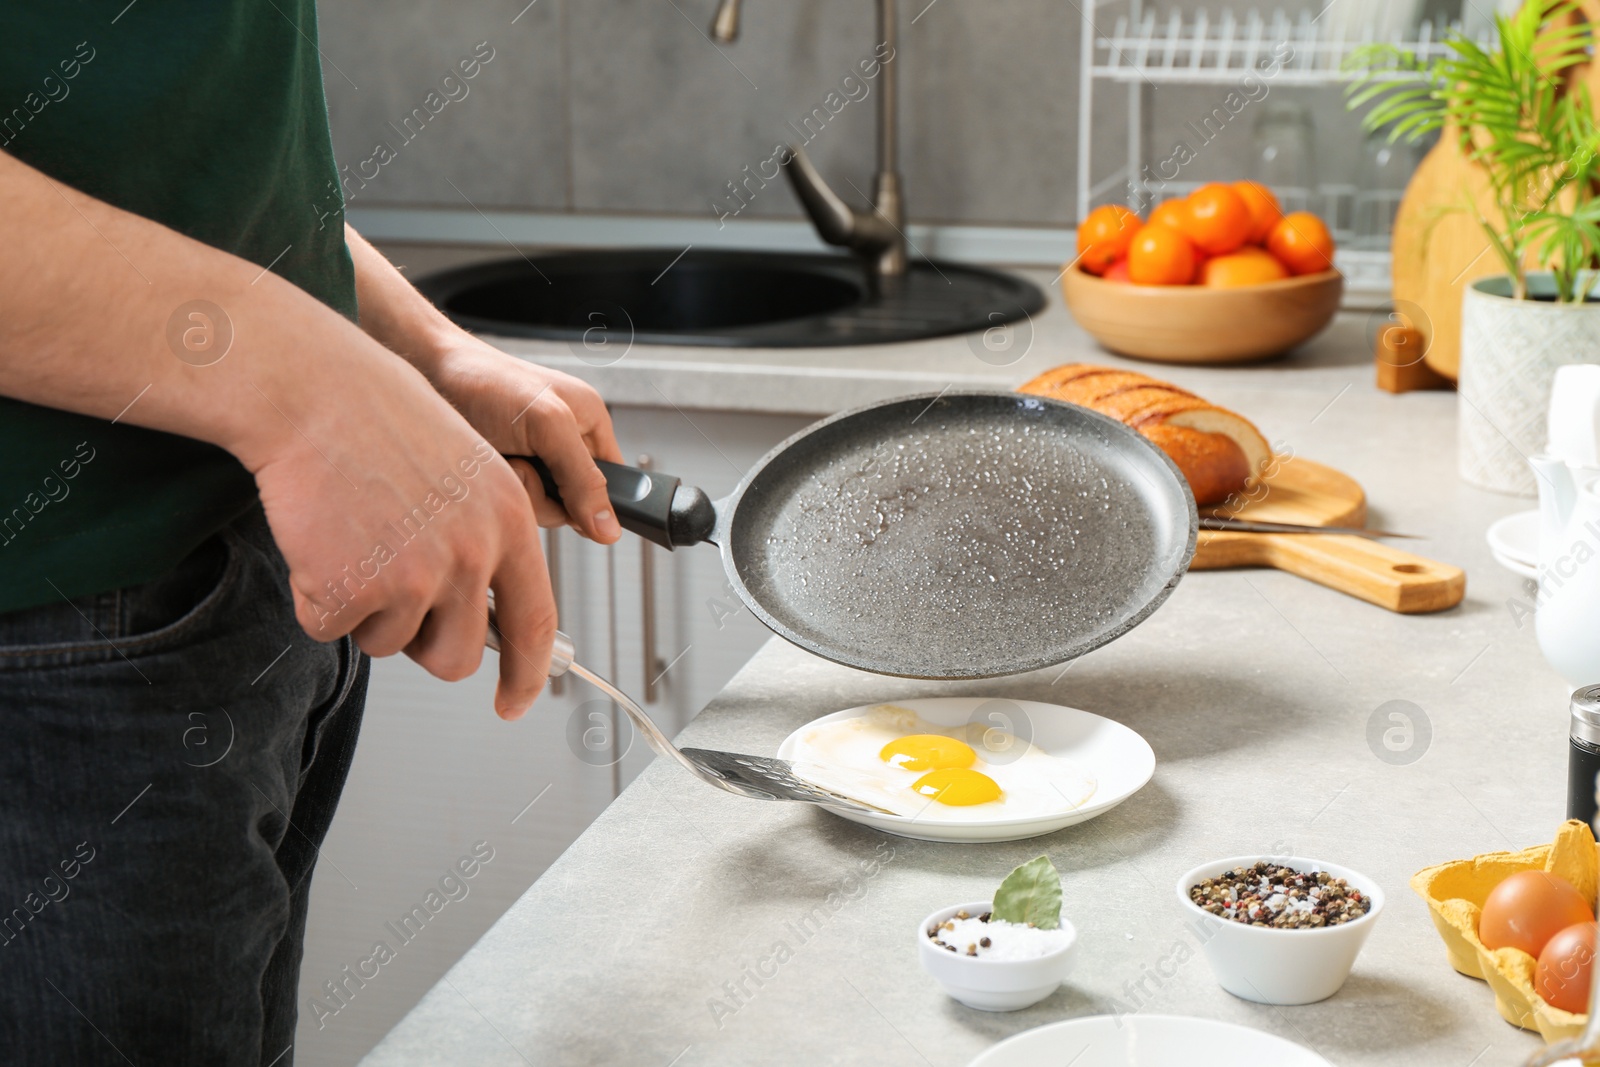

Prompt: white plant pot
xmin=1460 ymin=274 xmax=1600 ymax=496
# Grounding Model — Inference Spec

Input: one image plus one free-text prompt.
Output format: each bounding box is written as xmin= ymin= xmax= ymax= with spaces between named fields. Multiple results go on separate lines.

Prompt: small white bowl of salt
xmin=916 ymin=857 xmax=1077 ymax=1011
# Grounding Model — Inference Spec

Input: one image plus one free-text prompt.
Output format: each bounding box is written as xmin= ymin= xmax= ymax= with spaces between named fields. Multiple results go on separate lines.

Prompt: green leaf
xmin=991 ymin=855 xmax=1063 ymax=929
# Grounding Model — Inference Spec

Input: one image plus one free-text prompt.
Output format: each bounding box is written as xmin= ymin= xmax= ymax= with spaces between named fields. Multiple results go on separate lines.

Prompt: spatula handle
xmin=483 ymin=604 xmax=574 ymax=677
xmin=483 ymin=614 xmax=755 ymax=795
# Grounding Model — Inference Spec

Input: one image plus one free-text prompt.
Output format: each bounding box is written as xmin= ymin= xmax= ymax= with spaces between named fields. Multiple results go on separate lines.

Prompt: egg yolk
xmin=912 ymin=768 xmax=1002 ymax=806
xmin=880 ymin=734 xmax=978 ymax=772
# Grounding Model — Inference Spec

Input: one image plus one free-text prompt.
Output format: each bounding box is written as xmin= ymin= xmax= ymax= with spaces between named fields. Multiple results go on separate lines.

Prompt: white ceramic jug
xmin=1549 ymin=364 xmax=1600 ymax=472
xmin=1532 ymin=453 xmax=1600 ymax=687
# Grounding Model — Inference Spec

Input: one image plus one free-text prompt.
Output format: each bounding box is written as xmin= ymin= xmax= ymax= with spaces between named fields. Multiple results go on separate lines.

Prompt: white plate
xmin=1487 ymin=509 xmax=1540 ymax=579
xmin=967 ymin=1014 xmax=1334 ymax=1066
xmin=1491 ymin=546 xmax=1537 ymax=581
xmin=775 ymin=697 xmax=1154 ymax=843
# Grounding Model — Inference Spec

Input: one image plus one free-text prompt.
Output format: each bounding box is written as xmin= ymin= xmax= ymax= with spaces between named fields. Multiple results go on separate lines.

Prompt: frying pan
xmin=530 ymin=390 xmax=1197 ymax=679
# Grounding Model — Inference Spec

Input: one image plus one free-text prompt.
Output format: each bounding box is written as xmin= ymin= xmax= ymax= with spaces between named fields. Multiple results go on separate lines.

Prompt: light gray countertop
xmin=362 ymin=269 xmax=1563 ymax=1066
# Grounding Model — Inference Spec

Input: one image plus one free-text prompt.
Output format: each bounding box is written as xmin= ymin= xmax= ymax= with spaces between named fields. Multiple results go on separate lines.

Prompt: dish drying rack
xmin=1076 ymin=1 xmax=1492 ymax=304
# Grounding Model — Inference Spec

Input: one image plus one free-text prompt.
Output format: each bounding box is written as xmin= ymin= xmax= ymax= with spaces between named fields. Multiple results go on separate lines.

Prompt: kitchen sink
xmin=415 ymin=248 xmax=1046 ymax=348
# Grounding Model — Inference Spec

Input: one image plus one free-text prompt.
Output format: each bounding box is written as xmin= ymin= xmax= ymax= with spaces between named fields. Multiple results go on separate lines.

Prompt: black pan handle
xmin=519 ymin=456 xmax=716 ymax=550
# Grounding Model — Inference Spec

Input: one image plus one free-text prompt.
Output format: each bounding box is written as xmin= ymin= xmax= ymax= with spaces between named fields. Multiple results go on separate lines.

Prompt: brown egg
xmin=1536 ymin=921 xmax=1597 ymax=1014
xmin=1480 ymin=871 xmax=1595 ymax=958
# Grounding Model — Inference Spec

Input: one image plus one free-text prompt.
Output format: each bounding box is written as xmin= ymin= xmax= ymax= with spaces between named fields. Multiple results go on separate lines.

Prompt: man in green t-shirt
xmin=0 ymin=5 xmax=620 ymax=1062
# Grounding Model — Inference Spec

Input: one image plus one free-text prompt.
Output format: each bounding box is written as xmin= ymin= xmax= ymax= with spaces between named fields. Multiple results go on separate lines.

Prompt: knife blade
xmin=1199 ymin=516 xmax=1422 ymax=540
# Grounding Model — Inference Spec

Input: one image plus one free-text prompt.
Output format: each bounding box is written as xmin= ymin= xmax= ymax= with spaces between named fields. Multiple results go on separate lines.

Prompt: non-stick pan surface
xmin=715 ymin=391 xmax=1197 ymax=679
xmin=532 ymin=391 xmax=1196 ymax=680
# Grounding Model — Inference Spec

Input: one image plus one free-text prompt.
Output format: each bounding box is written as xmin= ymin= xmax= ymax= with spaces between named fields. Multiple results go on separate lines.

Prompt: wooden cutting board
xmin=1388 ymin=132 xmax=1494 ymax=383
xmin=1388 ymin=0 xmax=1600 ymax=382
xmin=1190 ymin=456 xmax=1465 ymax=613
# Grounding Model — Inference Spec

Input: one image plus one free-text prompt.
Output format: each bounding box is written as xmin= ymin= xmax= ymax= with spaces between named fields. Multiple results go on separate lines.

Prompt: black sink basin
xmin=415 ymin=248 xmax=1046 ymax=348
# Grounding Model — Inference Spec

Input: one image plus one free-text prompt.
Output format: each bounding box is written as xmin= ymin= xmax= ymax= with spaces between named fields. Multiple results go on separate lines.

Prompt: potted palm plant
xmin=1346 ymin=0 xmax=1600 ymax=495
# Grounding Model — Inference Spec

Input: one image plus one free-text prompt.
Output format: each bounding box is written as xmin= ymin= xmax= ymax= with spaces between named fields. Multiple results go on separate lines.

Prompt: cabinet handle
xmin=545 ymin=526 xmax=565 ymax=695
xmin=638 ymin=454 xmax=665 ymax=704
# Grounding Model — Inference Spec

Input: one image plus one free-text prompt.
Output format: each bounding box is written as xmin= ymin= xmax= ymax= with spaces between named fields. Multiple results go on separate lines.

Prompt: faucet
xmin=711 ymin=0 xmax=908 ymax=287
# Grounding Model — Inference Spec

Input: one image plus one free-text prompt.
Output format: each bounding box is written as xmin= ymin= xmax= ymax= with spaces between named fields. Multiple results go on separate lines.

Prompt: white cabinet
xmin=295 ymin=403 xmax=814 ymax=1067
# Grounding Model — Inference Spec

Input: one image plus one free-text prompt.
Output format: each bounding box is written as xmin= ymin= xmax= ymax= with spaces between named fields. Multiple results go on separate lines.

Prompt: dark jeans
xmin=0 ymin=506 xmax=367 ymax=1066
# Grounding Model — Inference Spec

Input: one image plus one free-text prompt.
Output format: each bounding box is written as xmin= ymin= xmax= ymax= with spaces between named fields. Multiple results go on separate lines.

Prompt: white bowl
xmin=1175 ymin=855 xmax=1384 ymax=1005
xmin=916 ymin=900 xmax=1078 ymax=1012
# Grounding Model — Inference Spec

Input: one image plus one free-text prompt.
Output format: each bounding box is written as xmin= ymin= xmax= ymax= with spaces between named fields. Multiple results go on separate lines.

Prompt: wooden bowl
xmin=1061 ymin=267 xmax=1343 ymax=365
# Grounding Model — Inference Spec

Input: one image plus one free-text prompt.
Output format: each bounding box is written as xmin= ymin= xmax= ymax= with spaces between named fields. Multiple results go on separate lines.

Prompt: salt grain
xmin=928 ymin=916 xmax=1069 ymax=961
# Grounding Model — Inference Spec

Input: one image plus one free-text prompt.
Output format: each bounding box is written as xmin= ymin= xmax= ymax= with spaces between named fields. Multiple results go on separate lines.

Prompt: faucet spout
xmin=720 ymin=0 xmax=907 ymax=287
xmin=782 ymin=146 xmax=900 ymax=281
xmin=710 ymin=0 xmax=741 ymax=43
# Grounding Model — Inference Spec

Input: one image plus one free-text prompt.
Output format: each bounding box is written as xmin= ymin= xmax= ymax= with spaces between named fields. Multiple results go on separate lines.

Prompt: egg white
xmin=789 ymin=704 xmax=1097 ymax=821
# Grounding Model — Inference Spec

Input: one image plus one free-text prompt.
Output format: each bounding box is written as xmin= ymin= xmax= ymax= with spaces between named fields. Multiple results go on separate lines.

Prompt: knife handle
xmin=519 ymin=456 xmax=715 ymax=550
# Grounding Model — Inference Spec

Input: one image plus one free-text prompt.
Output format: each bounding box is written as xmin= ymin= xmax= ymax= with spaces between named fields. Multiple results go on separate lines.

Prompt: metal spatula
xmin=485 ymin=608 xmax=891 ymax=815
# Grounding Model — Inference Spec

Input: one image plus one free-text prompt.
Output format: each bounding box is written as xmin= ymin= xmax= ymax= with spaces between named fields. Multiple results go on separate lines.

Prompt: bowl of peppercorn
xmin=1176 ymin=856 xmax=1384 ymax=1005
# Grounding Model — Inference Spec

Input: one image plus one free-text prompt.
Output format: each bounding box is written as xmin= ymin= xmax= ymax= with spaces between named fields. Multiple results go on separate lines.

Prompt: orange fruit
xmin=1147 ymin=198 xmax=1189 ymax=230
xmin=1076 ymin=204 xmax=1142 ymax=275
xmin=1232 ymin=181 xmax=1282 ymax=244
xmin=1201 ymin=248 xmax=1290 ymax=287
xmin=1104 ymin=259 xmax=1131 ymax=283
xmin=1266 ymin=212 xmax=1337 ymax=275
xmin=1181 ymin=183 xmax=1253 ymax=255
xmin=1127 ymin=225 xmax=1198 ymax=285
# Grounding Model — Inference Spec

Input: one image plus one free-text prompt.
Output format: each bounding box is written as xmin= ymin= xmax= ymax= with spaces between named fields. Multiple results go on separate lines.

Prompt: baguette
xmin=1019 ymin=363 xmax=1270 ymax=506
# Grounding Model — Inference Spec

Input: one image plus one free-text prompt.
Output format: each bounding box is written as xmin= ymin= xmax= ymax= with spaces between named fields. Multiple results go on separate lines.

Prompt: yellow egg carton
xmin=1411 ymin=820 xmax=1599 ymax=1042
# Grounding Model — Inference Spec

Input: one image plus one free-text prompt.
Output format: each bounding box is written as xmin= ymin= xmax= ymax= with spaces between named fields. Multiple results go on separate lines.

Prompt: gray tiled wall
xmin=317 ymin=0 xmax=571 ymax=211
xmin=317 ymin=0 xmax=1084 ymax=226
xmin=316 ymin=0 xmax=1375 ymax=229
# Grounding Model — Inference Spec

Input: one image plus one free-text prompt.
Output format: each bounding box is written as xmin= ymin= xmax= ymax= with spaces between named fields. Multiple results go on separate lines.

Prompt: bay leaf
xmin=991 ymin=855 xmax=1062 ymax=929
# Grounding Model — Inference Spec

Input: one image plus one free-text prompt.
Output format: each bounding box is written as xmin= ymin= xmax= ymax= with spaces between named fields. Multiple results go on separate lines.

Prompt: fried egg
xmin=788 ymin=704 xmax=1097 ymax=821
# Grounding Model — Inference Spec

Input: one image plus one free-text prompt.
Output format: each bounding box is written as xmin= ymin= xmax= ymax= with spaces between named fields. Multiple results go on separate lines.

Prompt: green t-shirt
xmin=0 ymin=2 xmax=355 ymax=614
